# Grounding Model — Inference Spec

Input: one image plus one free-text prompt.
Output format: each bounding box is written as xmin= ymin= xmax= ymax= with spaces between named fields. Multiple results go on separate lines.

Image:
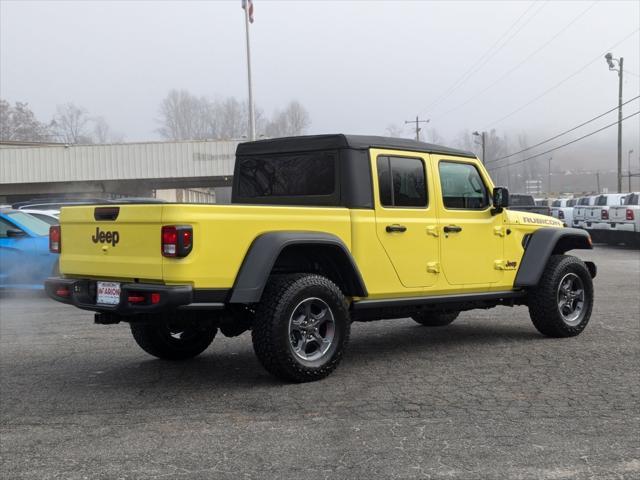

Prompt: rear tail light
xmin=558 ymin=210 xmax=565 ymax=219
xmin=601 ymin=209 xmax=608 ymax=220
xmin=627 ymin=209 xmax=635 ymax=221
xmin=161 ymin=225 xmax=193 ymax=257
xmin=49 ymin=225 xmax=61 ymax=253
xmin=127 ymin=291 xmax=162 ymax=305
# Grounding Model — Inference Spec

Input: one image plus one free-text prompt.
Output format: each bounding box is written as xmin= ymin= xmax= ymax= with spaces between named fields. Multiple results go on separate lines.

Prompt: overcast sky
xmin=1 ymin=0 xmax=639 ymax=169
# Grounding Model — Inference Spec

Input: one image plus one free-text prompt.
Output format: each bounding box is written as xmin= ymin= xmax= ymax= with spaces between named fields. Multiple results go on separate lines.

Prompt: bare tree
xmin=385 ymin=124 xmax=406 ymax=138
xmin=92 ymin=116 xmax=123 ymax=144
xmin=265 ymin=101 xmax=310 ymax=138
xmin=157 ymin=89 xmax=210 ymax=140
xmin=215 ymin=97 xmax=247 ymax=139
xmin=283 ymin=100 xmax=310 ymax=135
xmin=424 ymin=128 xmax=444 ymax=144
xmin=0 ymin=99 xmax=53 ymax=142
xmin=157 ymin=89 xmax=311 ymax=141
xmin=52 ymin=103 xmax=94 ymax=144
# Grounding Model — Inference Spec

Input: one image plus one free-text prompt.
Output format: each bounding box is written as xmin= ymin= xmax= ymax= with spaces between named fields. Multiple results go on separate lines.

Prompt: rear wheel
xmin=130 ymin=314 xmax=217 ymax=360
xmin=527 ymin=255 xmax=593 ymax=338
xmin=412 ymin=311 xmax=459 ymax=327
xmin=252 ymin=274 xmax=350 ymax=382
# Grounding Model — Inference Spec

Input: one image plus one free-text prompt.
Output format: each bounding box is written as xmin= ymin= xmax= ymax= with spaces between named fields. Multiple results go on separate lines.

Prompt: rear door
xmin=435 ymin=157 xmax=504 ymax=286
xmin=60 ymin=205 xmax=164 ymax=280
xmin=372 ymin=149 xmax=439 ymax=288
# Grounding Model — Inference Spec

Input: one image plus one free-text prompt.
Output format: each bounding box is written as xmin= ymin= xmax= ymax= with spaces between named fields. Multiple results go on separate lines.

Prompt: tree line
xmin=0 ymin=100 xmax=122 ymax=144
xmin=157 ymin=89 xmax=310 ymax=141
xmin=0 ymin=90 xmax=311 ymax=144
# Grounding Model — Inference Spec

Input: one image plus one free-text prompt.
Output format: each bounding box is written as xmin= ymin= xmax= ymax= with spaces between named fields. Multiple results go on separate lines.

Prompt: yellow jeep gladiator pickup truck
xmin=46 ymin=134 xmax=596 ymax=382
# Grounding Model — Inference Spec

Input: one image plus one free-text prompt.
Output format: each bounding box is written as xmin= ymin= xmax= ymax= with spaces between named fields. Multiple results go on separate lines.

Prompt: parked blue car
xmin=0 ymin=209 xmax=58 ymax=289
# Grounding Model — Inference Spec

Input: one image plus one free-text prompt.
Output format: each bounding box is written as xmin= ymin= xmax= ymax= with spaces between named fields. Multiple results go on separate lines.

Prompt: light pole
xmin=548 ymin=156 xmax=552 ymax=196
xmin=629 ymin=149 xmax=635 ymax=192
xmin=605 ymin=52 xmax=624 ymax=193
xmin=473 ymin=131 xmax=486 ymax=165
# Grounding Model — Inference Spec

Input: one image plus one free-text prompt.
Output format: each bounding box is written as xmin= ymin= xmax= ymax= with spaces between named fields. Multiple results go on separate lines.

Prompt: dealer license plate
xmin=96 ymin=281 xmax=121 ymax=305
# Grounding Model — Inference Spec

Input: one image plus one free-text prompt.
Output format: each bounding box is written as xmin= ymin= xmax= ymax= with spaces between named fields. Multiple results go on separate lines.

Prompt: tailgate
xmin=59 ymin=205 xmax=164 ymax=280
xmin=585 ymin=207 xmax=600 ymax=221
xmin=609 ymin=206 xmax=627 ymax=222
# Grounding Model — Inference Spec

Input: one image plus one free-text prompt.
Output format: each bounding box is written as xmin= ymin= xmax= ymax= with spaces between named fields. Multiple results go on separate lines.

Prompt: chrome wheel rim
xmin=557 ymin=273 xmax=585 ymax=326
xmin=288 ymin=297 xmax=336 ymax=362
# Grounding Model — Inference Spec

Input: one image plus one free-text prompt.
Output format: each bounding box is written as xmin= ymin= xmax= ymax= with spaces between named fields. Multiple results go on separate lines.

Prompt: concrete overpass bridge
xmin=0 ymin=140 xmax=239 ymax=203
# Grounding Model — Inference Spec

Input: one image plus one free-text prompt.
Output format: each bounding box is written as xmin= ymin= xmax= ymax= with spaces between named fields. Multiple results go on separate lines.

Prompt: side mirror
xmin=6 ymin=229 xmax=27 ymax=238
xmin=491 ymin=187 xmax=509 ymax=215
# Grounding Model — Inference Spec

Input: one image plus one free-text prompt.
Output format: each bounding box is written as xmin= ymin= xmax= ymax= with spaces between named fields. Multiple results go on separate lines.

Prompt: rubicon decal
xmin=522 ymin=216 xmax=561 ymax=226
xmin=92 ymin=227 xmax=120 ymax=246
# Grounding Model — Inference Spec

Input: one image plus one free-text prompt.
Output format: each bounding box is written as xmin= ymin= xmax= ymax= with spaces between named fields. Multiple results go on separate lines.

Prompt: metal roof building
xmin=0 ymin=140 xmax=239 ymax=201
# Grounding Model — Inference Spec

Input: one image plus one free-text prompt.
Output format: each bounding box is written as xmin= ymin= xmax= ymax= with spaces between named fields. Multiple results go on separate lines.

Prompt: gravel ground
xmin=1 ymin=245 xmax=638 ymax=479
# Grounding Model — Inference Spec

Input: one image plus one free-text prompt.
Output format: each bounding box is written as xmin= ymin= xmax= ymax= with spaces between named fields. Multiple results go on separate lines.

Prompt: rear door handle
xmin=386 ymin=224 xmax=407 ymax=233
xmin=443 ymin=225 xmax=462 ymax=233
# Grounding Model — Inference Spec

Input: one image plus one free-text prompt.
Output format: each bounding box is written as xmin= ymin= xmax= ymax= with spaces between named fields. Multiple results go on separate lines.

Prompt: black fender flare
xmin=229 ymin=231 xmax=368 ymax=303
xmin=514 ymin=227 xmax=594 ymax=288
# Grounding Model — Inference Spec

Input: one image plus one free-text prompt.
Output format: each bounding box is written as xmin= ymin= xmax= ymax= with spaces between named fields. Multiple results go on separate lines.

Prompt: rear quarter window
xmin=236 ymin=151 xmax=336 ymax=198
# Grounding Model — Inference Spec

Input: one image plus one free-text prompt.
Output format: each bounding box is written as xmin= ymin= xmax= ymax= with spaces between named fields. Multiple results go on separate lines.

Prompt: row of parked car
xmin=0 ymin=204 xmax=60 ymax=289
xmin=549 ymin=192 xmax=640 ymax=246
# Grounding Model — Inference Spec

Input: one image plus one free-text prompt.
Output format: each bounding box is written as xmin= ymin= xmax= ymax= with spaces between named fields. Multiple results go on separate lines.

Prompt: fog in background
xmin=1 ymin=0 xmax=639 ymax=174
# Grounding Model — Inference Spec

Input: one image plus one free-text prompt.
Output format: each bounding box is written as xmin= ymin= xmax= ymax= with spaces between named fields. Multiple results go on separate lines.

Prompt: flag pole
xmin=243 ymin=2 xmax=256 ymax=141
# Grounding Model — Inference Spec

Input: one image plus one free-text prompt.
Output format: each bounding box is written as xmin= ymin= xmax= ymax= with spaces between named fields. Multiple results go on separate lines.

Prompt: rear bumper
xmin=45 ymin=277 xmax=228 ymax=315
xmin=587 ymin=222 xmax=610 ymax=230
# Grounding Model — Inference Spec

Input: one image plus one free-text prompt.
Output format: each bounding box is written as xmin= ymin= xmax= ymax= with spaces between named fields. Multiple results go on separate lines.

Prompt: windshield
xmin=625 ymin=193 xmax=639 ymax=206
xmin=27 ymin=213 xmax=59 ymax=226
xmin=6 ymin=212 xmax=51 ymax=236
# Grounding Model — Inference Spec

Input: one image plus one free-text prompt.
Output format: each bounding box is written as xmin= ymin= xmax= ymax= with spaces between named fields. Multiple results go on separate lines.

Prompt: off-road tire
xmin=412 ymin=311 xmax=459 ymax=327
xmin=252 ymin=274 xmax=351 ymax=383
xmin=130 ymin=315 xmax=217 ymax=360
xmin=528 ymin=254 xmax=593 ymax=338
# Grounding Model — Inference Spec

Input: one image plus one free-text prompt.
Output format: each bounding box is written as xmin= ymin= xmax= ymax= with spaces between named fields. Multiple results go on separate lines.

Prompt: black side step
xmin=351 ymin=290 xmax=526 ymax=311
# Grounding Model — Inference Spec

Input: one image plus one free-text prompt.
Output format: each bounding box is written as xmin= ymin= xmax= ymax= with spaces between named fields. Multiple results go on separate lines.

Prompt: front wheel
xmin=130 ymin=314 xmax=217 ymax=360
xmin=527 ymin=255 xmax=593 ymax=338
xmin=252 ymin=274 xmax=351 ymax=382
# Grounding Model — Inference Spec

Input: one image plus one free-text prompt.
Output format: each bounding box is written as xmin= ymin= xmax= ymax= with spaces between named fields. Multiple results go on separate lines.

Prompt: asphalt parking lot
xmin=1 ymin=245 xmax=638 ymax=480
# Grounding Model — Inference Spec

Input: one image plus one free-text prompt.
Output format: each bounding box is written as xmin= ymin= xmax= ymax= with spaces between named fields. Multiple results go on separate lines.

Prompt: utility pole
xmin=605 ymin=52 xmax=623 ymax=192
xmin=404 ymin=116 xmax=430 ymax=142
xmin=473 ymin=131 xmax=486 ymax=165
xmin=547 ymin=156 xmax=552 ymax=196
xmin=628 ymin=149 xmax=634 ymax=192
xmin=596 ymin=171 xmax=600 ymax=194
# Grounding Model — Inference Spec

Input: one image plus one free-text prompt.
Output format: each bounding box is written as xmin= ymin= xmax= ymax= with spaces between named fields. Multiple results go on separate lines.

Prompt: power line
xmin=432 ymin=0 xmax=599 ymax=121
xmin=487 ymin=110 xmax=640 ymax=171
xmin=422 ymin=1 xmax=541 ymax=114
xmin=482 ymin=28 xmax=640 ymax=129
xmin=486 ymin=94 xmax=640 ymax=164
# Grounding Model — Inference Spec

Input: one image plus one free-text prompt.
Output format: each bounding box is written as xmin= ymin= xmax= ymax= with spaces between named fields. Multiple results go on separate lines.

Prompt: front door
xmin=372 ymin=150 xmax=439 ymax=288
xmin=435 ymin=157 xmax=504 ymax=286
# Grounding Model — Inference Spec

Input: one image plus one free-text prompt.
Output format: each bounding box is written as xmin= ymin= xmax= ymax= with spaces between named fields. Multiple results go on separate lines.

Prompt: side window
xmin=376 ymin=156 xmax=427 ymax=208
xmin=439 ymin=161 xmax=489 ymax=209
xmin=0 ymin=219 xmax=20 ymax=238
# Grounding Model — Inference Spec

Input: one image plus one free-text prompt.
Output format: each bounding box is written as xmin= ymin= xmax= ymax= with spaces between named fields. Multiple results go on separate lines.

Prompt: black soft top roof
xmin=236 ymin=134 xmax=476 ymax=158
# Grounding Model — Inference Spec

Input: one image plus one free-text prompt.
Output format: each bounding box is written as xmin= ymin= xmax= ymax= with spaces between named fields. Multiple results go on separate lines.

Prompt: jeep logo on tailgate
xmin=92 ymin=227 xmax=120 ymax=246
